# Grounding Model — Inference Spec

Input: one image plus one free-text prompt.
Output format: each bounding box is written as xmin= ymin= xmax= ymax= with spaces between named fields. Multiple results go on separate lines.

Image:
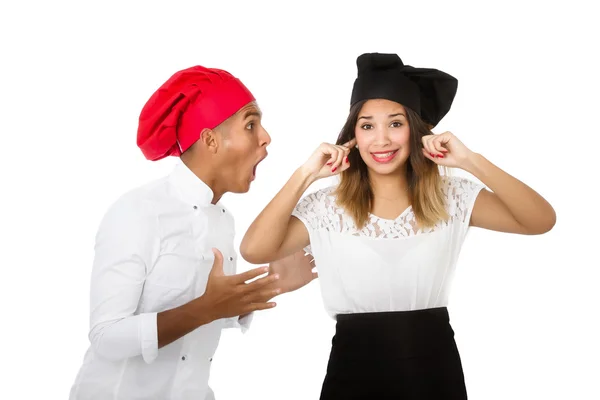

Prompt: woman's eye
xmin=391 ymin=121 xmax=403 ymax=128
xmin=246 ymin=122 xmax=254 ymax=130
xmin=361 ymin=124 xmax=373 ymax=130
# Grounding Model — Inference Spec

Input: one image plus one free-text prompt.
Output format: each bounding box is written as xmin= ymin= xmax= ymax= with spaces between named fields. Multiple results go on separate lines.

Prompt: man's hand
xmin=199 ymin=248 xmax=281 ymax=320
xmin=158 ymin=248 xmax=279 ymax=348
xmin=269 ymin=250 xmax=318 ymax=294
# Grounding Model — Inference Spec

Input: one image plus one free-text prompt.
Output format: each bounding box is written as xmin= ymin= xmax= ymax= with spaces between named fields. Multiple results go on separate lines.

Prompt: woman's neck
xmin=369 ymin=170 xmax=409 ymax=201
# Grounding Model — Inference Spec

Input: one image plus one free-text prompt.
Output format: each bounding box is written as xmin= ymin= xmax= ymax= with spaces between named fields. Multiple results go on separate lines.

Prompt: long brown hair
xmin=333 ymin=100 xmax=448 ymax=229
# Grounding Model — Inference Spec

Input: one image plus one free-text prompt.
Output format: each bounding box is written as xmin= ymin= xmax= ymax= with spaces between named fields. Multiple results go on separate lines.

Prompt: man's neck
xmin=181 ymin=159 xmax=224 ymax=204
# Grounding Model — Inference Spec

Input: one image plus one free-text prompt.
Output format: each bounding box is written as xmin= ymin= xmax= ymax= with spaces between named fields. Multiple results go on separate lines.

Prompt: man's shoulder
xmin=103 ymin=176 xmax=169 ymax=223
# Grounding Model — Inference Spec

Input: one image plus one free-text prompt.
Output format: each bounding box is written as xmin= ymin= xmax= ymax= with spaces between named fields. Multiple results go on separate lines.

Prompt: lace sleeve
xmin=445 ymin=175 xmax=485 ymax=228
xmin=291 ymin=191 xmax=320 ymax=231
xmin=291 ymin=188 xmax=332 ymax=255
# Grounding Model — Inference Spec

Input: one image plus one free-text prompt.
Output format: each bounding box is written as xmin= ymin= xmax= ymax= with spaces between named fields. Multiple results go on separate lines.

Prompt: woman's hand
xmin=421 ymin=131 xmax=475 ymax=170
xmin=300 ymin=138 xmax=356 ymax=181
xmin=268 ymin=251 xmax=317 ymax=294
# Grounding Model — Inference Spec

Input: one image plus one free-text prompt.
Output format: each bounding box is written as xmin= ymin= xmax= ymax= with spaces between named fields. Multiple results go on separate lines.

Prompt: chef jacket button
xmin=182 ymin=356 xmax=186 ymax=361
xmin=228 ymin=256 xmax=233 ymax=261
xmin=221 ymin=209 xmax=226 ymax=213
xmin=193 ymin=205 xmax=198 ymax=210
xmin=210 ymin=358 xmax=213 ymax=362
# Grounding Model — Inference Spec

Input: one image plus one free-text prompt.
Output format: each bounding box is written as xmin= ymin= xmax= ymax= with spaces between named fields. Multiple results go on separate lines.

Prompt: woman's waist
xmin=331 ymin=307 xmax=457 ymax=359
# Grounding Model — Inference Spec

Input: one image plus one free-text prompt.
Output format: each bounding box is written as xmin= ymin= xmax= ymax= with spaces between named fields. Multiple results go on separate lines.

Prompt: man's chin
xmin=230 ymin=182 xmax=252 ymax=194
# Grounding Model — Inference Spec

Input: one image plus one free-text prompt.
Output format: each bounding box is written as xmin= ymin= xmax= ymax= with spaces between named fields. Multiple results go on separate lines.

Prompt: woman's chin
xmin=365 ymin=160 xmax=405 ymax=176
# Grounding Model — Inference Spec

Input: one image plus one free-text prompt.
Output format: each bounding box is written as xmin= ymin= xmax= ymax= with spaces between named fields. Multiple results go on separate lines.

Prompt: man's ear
xmin=199 ymin=128 xmax=219 ymax=154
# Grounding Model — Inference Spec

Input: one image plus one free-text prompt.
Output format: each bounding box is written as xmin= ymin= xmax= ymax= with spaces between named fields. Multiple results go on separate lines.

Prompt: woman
xmin=240 ymin=53 xmax=556 ymax=399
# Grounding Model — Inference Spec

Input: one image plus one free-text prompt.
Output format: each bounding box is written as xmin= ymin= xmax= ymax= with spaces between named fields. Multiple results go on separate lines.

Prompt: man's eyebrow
xmin=243 ymin=110 xmax=262 ymax=119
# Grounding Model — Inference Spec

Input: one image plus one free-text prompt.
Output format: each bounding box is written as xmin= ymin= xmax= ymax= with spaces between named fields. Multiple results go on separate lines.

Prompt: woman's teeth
xmin=371 ymin=150 xmax=399 ymax=163
xmin=374 ymin=152 xmax=395 ymax=158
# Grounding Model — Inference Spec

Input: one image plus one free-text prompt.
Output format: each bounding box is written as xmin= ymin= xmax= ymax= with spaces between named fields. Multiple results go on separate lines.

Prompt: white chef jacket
xmin=69 ymin=162 xmax=252 ymax=400
xmin=292 ymin=175 xmax=484 ymax=318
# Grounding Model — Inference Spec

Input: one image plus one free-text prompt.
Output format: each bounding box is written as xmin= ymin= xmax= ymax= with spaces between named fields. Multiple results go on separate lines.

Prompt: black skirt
xmin=319 ymin=307 xmax=467 ymax=400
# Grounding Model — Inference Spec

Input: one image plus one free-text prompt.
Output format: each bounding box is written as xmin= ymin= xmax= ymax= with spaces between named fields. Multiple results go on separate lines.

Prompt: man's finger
xmin=233 ymin=266 xmax=270 ymax=284
xmin=242 ymin=273 xmax=280 ymax=292
xmin=245 ymin=288 xmax=282 ymax=303
xmin=209 ymin=248 xmax=224 ymax=276
xmin=244 ymin=302 xmax=277 ymax=313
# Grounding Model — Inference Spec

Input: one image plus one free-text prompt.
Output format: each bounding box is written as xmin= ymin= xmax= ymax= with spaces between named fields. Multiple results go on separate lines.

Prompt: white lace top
xmin=291 ymin=175 xmax=485 ymax=318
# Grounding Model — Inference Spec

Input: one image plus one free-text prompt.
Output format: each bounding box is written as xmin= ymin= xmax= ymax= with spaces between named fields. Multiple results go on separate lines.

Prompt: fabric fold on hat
xmin=350 ymin=53 xmax=458 ymax=127
xmin=137 ymin=66 xmax=255 ymax=161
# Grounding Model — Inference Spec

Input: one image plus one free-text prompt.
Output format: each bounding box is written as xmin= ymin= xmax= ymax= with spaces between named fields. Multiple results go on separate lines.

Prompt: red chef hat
xmin=137 ymin=65 xmax=255 ymax=161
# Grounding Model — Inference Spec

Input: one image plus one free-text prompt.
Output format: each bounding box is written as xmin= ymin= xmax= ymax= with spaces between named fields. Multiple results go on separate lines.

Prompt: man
xmin=69 ymin=66 xmax=317 ymax=399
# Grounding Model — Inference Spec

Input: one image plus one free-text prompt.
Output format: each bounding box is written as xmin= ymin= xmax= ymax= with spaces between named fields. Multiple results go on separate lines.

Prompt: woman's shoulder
xmin=292 ymin=185 xmax=340 ymax=232
xmin=299 ymin=185 xmax=338 ymax=204
xmin=294 ymin=185 xmax=339 ymax=219
xmin=441 ymin=174 xmax=484 ymax=195
xmin=440 ymin=174 xmax=486 ymax=217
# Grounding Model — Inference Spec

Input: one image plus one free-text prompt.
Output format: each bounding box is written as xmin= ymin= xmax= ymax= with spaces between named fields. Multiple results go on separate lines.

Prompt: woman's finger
xmin=422 ymin=136 xmax=437 ymax=158
xmin=431 ymin=136 xmax=446 ymax=157
xmin=342 ymin=138 xmax=357 ymax=149
xmin=330 ymin=146 xmax=346 ymax=173
xmin=320 ymin=143 xmax=340 ymax=167
xmin=422 ymin=147 xmax=437 ymax=163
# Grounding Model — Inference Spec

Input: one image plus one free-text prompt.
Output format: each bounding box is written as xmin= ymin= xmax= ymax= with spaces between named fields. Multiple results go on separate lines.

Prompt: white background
xmin=1 ymin=1 xmax=599 ymax=399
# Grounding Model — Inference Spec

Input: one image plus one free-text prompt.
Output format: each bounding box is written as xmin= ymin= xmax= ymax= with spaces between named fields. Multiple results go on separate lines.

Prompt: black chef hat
xmin=350 ymin=53 xmax=458 ymax=127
